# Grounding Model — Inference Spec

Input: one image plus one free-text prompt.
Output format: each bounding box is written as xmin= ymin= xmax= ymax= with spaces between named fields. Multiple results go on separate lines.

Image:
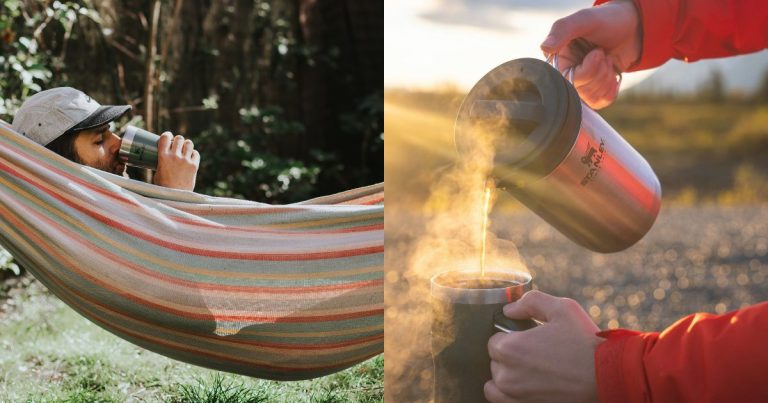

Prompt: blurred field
xmin=385 ymin=89 xmax=768 ymax=208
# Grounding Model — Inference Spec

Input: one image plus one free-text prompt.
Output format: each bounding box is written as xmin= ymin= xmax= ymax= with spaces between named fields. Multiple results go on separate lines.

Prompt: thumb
xmin=541 ymin=8 xmax=599 ymax=54
xmin=503 ymin=290 xmax=560 ymax=323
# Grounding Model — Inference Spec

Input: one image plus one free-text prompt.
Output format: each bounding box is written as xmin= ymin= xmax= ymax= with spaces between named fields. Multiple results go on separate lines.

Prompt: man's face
xmin=72 ymin=124 xmax=126 ymax=175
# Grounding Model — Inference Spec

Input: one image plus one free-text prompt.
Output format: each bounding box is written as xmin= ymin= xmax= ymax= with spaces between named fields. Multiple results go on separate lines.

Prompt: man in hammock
xmin=11 ymin=87 xmax=199 ymax=191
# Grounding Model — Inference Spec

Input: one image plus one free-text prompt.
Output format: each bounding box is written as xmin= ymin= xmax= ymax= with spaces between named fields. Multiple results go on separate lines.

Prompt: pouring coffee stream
xmin=479 ymin=178 xmax=494 ymax=277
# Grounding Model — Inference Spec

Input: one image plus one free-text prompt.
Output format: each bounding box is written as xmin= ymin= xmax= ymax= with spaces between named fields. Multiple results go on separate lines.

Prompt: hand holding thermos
xmin=540 ymin=0 xmax=641 ymax=110
xmin=153 ymin=132 xmax=200 ymax=191
xmin=118 ymin=125 xmax=200 ymax=191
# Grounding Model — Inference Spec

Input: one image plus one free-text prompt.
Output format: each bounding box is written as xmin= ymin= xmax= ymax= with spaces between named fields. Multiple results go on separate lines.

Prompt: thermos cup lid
xmin=454 ymin=58 xmax=582 ymax=178
xmin=431 ymin=270 xmax=532 ymax=305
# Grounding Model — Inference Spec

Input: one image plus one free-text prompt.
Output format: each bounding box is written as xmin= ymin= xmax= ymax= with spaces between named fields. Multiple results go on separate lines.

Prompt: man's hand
xmin=542 ymin=0 xmax=642 ymax=109
xmin=152 ymin=132 xmax=200 ymax=191
xmin=485 ymin=291 xmax=602 ymax=403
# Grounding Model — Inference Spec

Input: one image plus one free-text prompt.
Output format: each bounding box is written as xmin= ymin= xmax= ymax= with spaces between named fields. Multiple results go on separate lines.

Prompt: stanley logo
xmin=580 ymin=138 xmax=605 ymax=186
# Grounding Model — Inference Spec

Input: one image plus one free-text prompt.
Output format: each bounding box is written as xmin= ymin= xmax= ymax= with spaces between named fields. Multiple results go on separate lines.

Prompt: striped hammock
xmin=0 ymin=119 xmax=383 ymax=380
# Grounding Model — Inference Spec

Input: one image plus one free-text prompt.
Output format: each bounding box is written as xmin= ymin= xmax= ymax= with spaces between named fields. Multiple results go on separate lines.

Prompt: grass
xmin=0 ymin=280 xmax=383 ymax=402
xmin=170 ymin=375 xmax=269 ymax=403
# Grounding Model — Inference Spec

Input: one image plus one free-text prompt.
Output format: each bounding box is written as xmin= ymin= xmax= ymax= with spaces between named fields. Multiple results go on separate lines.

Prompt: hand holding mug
xmin=485 ymin=291 xmax=602 ymax=403
xmin=152 ymin=132 xmax=200 ymax=191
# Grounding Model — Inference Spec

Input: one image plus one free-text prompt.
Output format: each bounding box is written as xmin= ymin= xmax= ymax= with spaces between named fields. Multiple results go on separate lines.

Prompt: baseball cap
xmin=11 ymin=87 xmax=132 ymax=146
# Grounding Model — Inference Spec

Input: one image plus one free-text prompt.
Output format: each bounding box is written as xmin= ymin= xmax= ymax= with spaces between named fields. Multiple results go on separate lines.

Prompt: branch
xmin=32 ymin=13 xmax=55 ymax=50
xmin=143 ymin=0 xmax=161 ymax=132
xmin=107 ymin=39 xmax=142 ymax=63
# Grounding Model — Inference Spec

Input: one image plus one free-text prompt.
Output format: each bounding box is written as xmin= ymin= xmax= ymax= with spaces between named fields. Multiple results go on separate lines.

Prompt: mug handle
xmin=493 ymin=311 xmax=537 ymax=333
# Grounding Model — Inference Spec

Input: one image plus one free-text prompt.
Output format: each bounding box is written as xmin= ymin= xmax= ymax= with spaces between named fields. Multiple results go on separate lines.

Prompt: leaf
xmin=20 ymin=70 xmax=32 ymax=84
xmin=18 ymin=36 xmax=32 ymax=49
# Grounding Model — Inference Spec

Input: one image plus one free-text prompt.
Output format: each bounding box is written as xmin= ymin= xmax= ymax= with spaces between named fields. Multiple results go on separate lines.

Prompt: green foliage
xmin=338 ymin=91 xmax=385 ymax=186
xmin=194 ymin=106 xmax=322 ymax=202
xmin=1 ymin=0 xmax=382 ymax=205
xmin=0 ymin=0 xmax=51 ymax=120
xmin=0 ymin=0 xmax=104 ymax=277
xmin=0 ymin=0 xmax=102 ymax=121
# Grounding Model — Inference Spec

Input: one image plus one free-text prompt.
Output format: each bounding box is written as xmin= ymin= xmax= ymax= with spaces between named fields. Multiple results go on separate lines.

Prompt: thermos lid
xmin=454 ymin=58 xmax=582 ymax=178
xmin=431 ymin=270 xmax=532 ymax=305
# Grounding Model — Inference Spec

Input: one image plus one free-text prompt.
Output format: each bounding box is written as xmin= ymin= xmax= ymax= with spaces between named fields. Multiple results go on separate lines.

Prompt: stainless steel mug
xmin=454 ymin=57 xmax=662 ymax=253
xmin=118 ymin=125 xmax=160 ymax=170
xmin=431 ymin=270 xmax=536 ymax=403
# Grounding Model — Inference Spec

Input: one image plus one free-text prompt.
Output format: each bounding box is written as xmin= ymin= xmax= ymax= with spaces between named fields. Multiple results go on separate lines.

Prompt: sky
xmin=385 ymin=0 xmax=653 ymax=91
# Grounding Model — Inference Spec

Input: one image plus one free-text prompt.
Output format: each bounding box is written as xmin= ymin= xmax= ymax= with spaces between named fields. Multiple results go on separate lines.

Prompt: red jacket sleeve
xmin=594 ymin=0 xmax=768 ymax=70
xmin=594 ymin=301 xmax=768 ymax=403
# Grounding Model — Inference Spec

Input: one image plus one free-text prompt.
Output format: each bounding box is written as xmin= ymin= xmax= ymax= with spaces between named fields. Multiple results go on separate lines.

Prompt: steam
xmin=385 ymin=122 xmax=529 ymax=401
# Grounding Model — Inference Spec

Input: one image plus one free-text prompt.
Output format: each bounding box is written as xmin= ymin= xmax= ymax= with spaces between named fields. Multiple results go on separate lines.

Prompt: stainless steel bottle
xmin=118 ymin=125 xmax=160 ymax=170
xmin=455 ymin=58 xmax=661 ymax=253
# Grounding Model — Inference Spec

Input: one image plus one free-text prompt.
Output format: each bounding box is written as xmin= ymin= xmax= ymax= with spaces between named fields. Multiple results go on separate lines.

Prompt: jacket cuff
xmin=628 ymin=0 xmax=677 ymax=70
xmin=595 ymin=329 xmax=657 ymax=403
xmin=593 ymin=0 xmax=677 ymax=71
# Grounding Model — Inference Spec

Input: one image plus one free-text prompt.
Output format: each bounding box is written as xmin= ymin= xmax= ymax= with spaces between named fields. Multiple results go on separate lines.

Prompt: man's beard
xmin=91 ymin=158 xmax=125 ymax=175
xmin=72 ymin=151 xmax=125 ymax=175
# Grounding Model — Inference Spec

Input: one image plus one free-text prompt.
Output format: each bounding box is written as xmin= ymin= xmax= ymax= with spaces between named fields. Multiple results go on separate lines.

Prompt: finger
xmin=158 ymin=132 xmax=173 ymax=151
xmin=553 ymin=47 xmax=580 ymax=73
xmin=598 ymin=54 xmax=621 ymax=94
xmin=182 ymin=139 xmax=194 ymax=158
xmin=172 ymin=135 xmax=185 ymax=155
xmin=576 ymin=77 xmax=614 ymax=110
xmin=491 ymin=360 xmax=525 ymax=397
xmin=191 ymin=149 xmax=200 ymax=163
xmin=541 ymin=8 xmax=600 ymax=55
xmin=502 ymin=290 xmax=562 ymax=322
xmin=490 ymin=359 xmax=506 ymax=380
xmin=572 ymin=48 xmax=609 ymax=89
xmin=601 ymin=56 xmax=622 ymax=104
xmin=590 ymin=75 xmax=620 ymax=109
xmin=577 ymin=59 xmax=619 ymax=109
xmin=484 ymin=380 xmax=516 ymax=403
xmin=488 ymin=331 xmax=518 ymax=362
xmin=584 ymin=92 xmax=613 ymax=110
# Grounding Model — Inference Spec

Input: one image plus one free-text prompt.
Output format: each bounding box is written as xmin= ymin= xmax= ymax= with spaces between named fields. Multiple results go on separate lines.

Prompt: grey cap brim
xmin=69 ymin=105 xmax=132 ymax=133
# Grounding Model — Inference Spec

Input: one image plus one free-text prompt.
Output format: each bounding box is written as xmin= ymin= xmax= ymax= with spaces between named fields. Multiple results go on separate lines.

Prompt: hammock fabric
xmin=0 ymin=120 xmax=383 ymax=380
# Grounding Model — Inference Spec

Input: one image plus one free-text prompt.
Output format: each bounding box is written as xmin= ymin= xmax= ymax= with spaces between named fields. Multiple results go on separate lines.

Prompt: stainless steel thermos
xmin=431 ymin=270 xmax=536 ymax=403
xmin=118 ymin=125 xmax=160 ymax=170
xmin=455 ymin=58 xmax=661 ymax=252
